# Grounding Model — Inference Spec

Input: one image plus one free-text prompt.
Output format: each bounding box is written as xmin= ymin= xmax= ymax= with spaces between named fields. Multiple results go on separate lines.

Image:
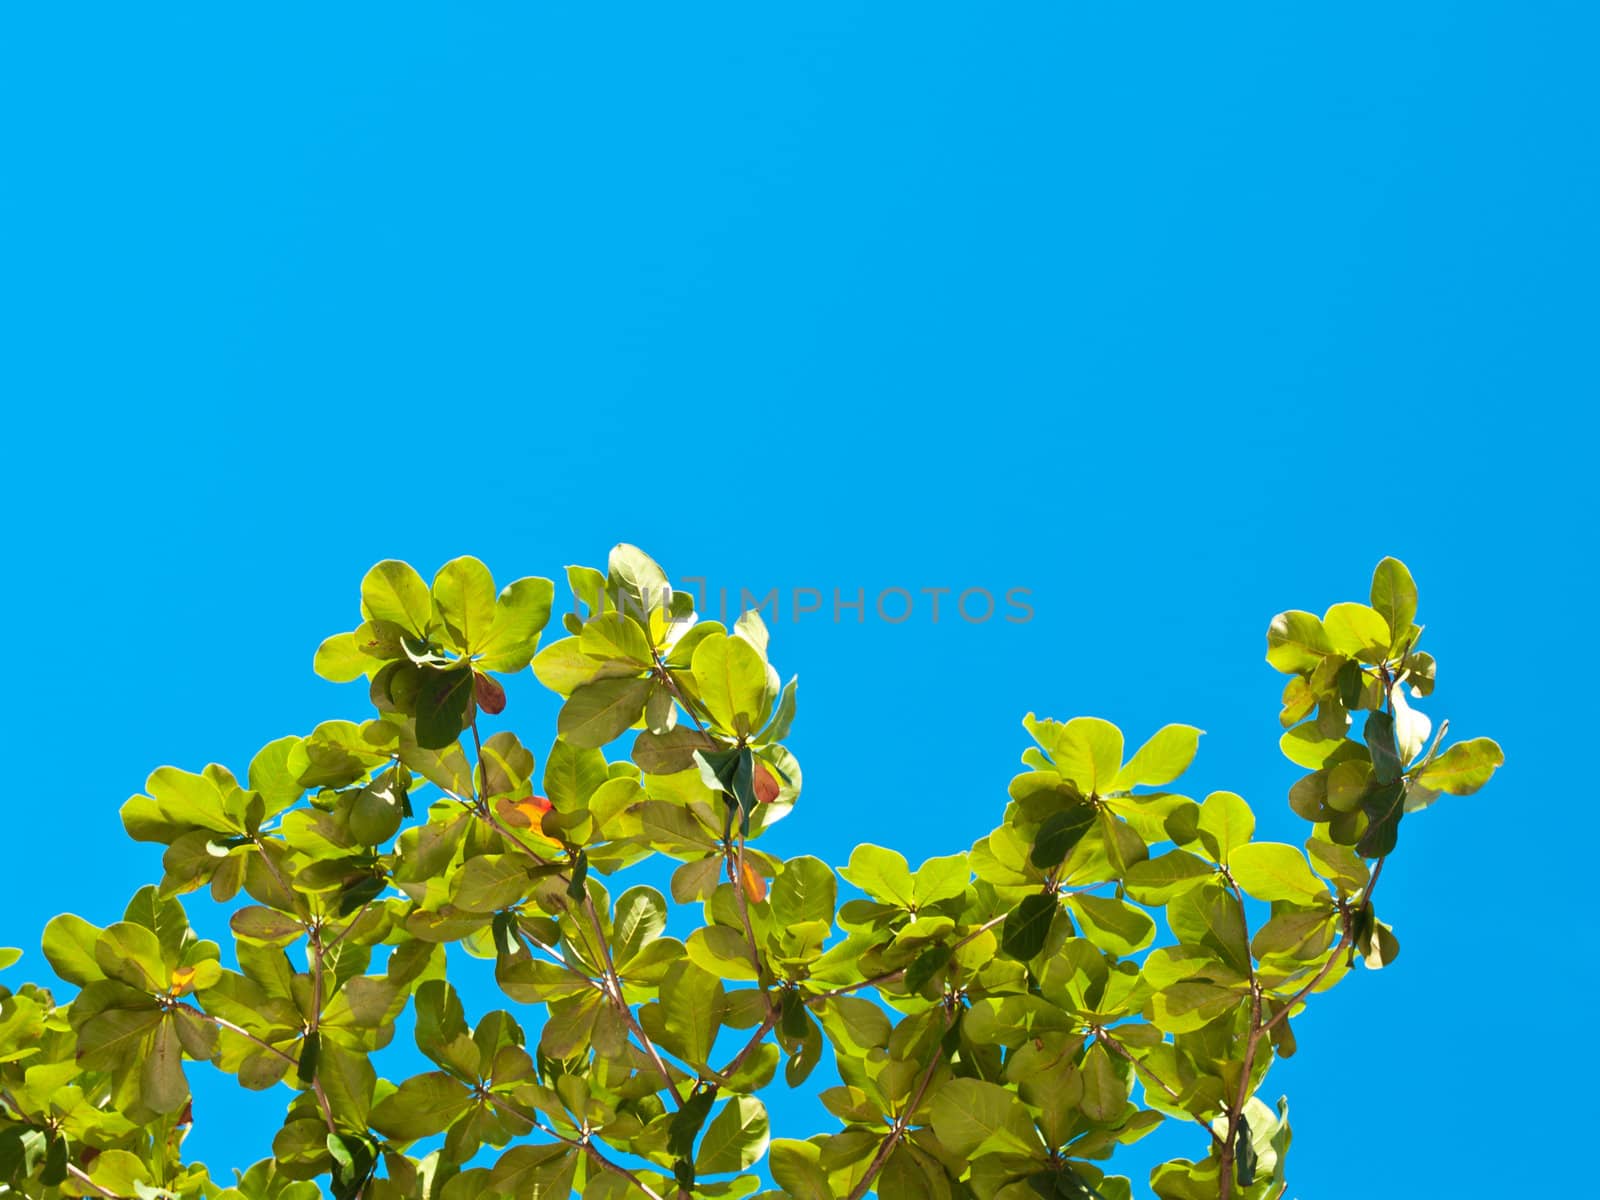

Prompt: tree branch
xmin=842 ymin=1014 xmax=950 ymax=1200
xmin=1096 ymin=1029 xmax=1215 ymax=1139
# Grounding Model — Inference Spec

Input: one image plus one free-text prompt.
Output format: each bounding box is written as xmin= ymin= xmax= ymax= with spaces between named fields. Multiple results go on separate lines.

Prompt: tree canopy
xmin=0 ymin=547 xmax=1501 ymax=1200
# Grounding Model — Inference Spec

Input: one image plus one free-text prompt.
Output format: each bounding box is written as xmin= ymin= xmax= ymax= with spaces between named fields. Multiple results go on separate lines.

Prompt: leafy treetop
xmin=0 ymin=548 xmax=1501 ymax=1200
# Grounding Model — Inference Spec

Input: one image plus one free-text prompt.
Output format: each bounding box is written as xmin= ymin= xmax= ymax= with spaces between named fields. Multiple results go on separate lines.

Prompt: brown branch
xmin=1217 ymin=872 xmax=1262 ymax=1200
xmin=809 ymin=911 xmax=1008 ymax=1003
xmin=179 ymin=1006 xmax=296 ymax=1065
xmin=1262 ymin=855 xmax=1387 ymax=1033
xmin=1096 ymin=1029 xmax=1215 ymax=1139
xmin=703 ymin=1010 xmax=779 ymax=1088
xmin=581 ymin=893 xmax=684 ymax=1111
xmin=842 ymin=1013 xmax=951 ymax=1200
xmin=496 ymin=1095 xmax=668 ymax=1200
xmin=67 ymin=1163 xmax=125 ymax=1199
xmin=304 ymin=926 xmax=339 ymax=1135
xmin=449 ymin=752 xmax=685 ymax=1112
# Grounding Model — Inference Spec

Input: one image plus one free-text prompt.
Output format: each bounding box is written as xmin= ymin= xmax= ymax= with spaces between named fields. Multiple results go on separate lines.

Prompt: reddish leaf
xmin=474 ymin=672 xmax=508 ymax=715
xmin=754 ymin=761 xmax=781 ymax=805
xmin=739 ymin=857 xmax=768 ymax=903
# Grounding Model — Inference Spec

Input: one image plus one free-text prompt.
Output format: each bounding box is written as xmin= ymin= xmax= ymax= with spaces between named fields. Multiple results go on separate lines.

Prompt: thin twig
xmin=66 ymin=1163 xmax=124 ymax=1199
xmin=497 ymin=1095 xmax=669 ymax=1200
xmin=581 ymin=894 xmax=684 ymax=1110
xmin=1097 ymin=1029 xmax=1215 ymax=1139
xmin=1262 ymin=855 xmax=1387 ymax=1033
xmin=179 ymin=1006 xmax=296 ymax=1065
xmin=809 ymin=911 xmax=1008 ymax=1002
xmin=842 ymin=1013 xmax=951 ymax=1200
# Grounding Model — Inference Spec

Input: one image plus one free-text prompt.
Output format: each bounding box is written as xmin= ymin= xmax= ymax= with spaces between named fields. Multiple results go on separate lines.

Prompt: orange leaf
xmin=739 ymin=858 xmax=768 ymax=903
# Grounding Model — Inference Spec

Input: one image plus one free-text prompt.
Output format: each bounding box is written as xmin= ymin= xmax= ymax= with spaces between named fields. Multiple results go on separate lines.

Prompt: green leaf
xmin=1226 ymin=843 xmax=1327 ymax=904
xmin=1112 ymin=725 xmax=1203 ymax=790
xmin=580 ymin=612 xmax=653 ymax=666
xmin=612 ymin=886 xmax=668 ymax=965
xmin=326 ymin=1133 xmax=376 ymax=1200
xmin=1415 ymin=737 xmax=1504 ymax=796
xmin=691 ymin=632 xmax=770 ymax=736
xmin=314 ymin=633 xmax=370 ymax=683
xmin=1357 ymin=780 xmax=1407 ymax=859
xmin=414 ymin=665 xmax=475 ymax=751
xmin=768 ymin=1138 xmax=836 ymax=1200
xmin=669 ymin=1086 xmax=717 ymax=1163
xmin=904 ymin=944 xmax=953 ymax=993
xmin=772 ymin=856 xmax=837 ymax=929
xmin=1167 ymin=883 xmax=1251 ymax=975
xmin=1079 ymin=1040 xmax=1128 ymax=1122
xmin=1306 ymin=836 xmax=1368 ymax=894
xmin=1370 ymin=558 xmax=1418 ymax=645
xmin=487 ymin=1143 xmax=577 ymax=1198
xmin=297 ymin=1030 xmax=320 ymax=1084
xmin=695 ymin=1096 xmax=770 ymax=1175
xmin=361 ymin=560 xmax=432 ymax=636
xmin=248 ymin=736 xmax=306 ymax=814
xmin=77 ymin=1005 xmax=163 ymax=1072
xmin=369 ymin=1072 xmax=474 ymax=1141
xmin=648 ymin=960 xmax=723 ymax=1067
xmin=911 ymin=854 xmax=971 ymax=906
xmin=1279 ymin=726 xmax=1361 ymax=771
xmin=475 ymin=576 xmax=556 ymax=673
xmin=144 ymin=766 xmax=237 ymax=834
xmin=838 ymin=845 xmax=914 ymax=909
xmin=557 ymin=676 xmax=651 ymax=749
xmin=1363 ymin=711 xmax=1402 ymax=784
xmin=431 ymin=556 xmax=497 ymax=653
xmin=1195 ymin=792 xmax=1254 ymax=865
xmin=1322 ymin=603 xmax=1391 ymax=660
xmin=1123 ymin=851 xmax=1215 ymax=905
xmin=42 ymin=914 xmax=106 ymax=986
xmin=928 ymin=1077 xmax=1040 ymax=1158
xmin=1031 ymin=804 xmax=1096 ymax=869
xmin=94 ymin=922 xmax=167 ymax=992
xmin=1265 ymin=611 xmax=1334 ymax=674
xmin=531 ymin=637 xmax=600 ymax=696
xmin=0 ymin=947 xmax=18 ymax=971
xmin=1002 ymin=893 xmax=1058 ymax=961
xmin=1025 ymin=715 xmax=1123 ymax=796
xmin=1067 ymin=894 xmax=1156 ymax=956
xmin=608 ymin=543 xmax=672 ymax=620
xmin=140 ymin=1015 xmax=188 ymax=1114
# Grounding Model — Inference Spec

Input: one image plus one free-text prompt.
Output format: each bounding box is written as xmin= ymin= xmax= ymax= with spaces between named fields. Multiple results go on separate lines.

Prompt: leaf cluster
xmin=0 ymin=550 xmax=1501 ymax=1200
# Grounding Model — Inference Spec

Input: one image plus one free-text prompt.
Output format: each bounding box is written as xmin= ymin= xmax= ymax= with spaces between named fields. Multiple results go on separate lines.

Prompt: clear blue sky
xmin=2 ymin=3 xmax=1592 ymax=1195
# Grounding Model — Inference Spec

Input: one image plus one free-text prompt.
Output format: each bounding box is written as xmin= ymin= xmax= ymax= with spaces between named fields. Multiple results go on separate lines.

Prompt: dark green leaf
xmin=1356 ymin=780 xmax=1406 ymax=858
xmin=297 ymin=1030 xmax=320 ymax=1085
xmin=1031 ymin=804 xmax=1095 ymax=869
xmin=669 ymin=1087 xmax=717 ymax=1161
xmin=1364 ymin=711 xmax=1401 ymax=784
xmin=414 ymin=666 xmax=475 ymax=750
xmin=1002 ymin=893 xmax=1057 ymax=961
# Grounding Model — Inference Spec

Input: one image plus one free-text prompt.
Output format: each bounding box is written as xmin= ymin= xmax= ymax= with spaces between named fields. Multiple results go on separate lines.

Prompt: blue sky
xmin=2 ymin=3 xmax=1593 ymax=1195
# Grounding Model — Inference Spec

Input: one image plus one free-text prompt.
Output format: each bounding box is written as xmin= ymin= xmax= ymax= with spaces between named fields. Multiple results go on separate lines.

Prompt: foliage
xmin=0 ymin=548 xmax=1501 ymax=1199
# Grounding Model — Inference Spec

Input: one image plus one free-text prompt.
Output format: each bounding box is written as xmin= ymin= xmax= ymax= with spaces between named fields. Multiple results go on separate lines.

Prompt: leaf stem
xmin=581 ymin=893 xmax=684 ymax=1111
xmin=179 ymin=1006 xmax=296 ymax=1065
xmin=305 ymin=925 xmax=340 ymax=1134
xmin=497 ymin=1096 xmax=669 ymax=1200
xmin=809 ymin=911 xmax=1008 ymax=1002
